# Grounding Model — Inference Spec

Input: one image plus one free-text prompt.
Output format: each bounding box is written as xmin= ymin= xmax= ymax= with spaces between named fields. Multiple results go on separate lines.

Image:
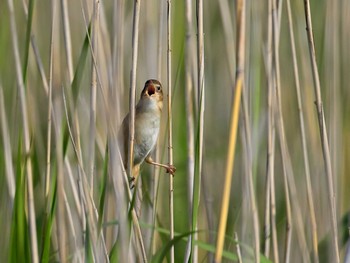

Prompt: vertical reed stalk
xmin=0 ymin=85 xmax=15 ymax=203
xmin=128 ymin=0 xmax=148 ymax=261
xmin=151 ymin=0 xmax=165 ymax=256
xmin=272 ymin=0 xmax=292 ymax=261
xmin=166 ymin=1 xmax=175 ymax=262
xmin=191 ymin=0 xmax=205 ymax=262
xmin=56 ymin=120 xmax=67 ymax=261
xmin=303 ymin=0 xmax=339 ymax=261
xmin=286 ymin=0 xmax=319 ymax=261
xmin=45 ymin=0 xmax=55 ymax=203
xmin=265 ymin=0 xmax=279 ymax=261
xmin=41 ymin=3 xmax=56 ymax=260
xmin=214 ymin=0 xmax=245 ymax=261
xmin=127 ymin=0 xmax=140 ymax=193
xmin=241 ymin=85 xmax=260 ymax=263
xmin=184 ymin=0 xmax=195 ymax=260
xmin=89 ymin=0 xmax=100 ymax=195
xmin=218 ymin=0 xmax=260 ymax=260
xmin=61 ymin=0 xmax=74 ymax=81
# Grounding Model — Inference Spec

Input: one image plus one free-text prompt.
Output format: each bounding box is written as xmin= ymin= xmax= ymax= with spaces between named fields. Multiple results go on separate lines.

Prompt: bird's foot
xmin=165 ymin=164 xmax=176 ymax=175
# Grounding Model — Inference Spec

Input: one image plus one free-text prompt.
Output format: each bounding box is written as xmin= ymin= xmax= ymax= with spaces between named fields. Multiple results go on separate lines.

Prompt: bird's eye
xmin=157 ymin=85 xmax=161 ymax=91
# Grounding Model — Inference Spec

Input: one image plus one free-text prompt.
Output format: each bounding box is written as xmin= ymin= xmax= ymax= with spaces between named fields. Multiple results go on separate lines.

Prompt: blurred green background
xmin=0 ymin=0 xmax=349 ymax=262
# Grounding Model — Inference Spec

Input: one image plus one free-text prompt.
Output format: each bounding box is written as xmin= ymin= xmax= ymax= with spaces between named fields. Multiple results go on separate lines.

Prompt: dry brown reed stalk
xmin=96 ymin=2 xmax=114 ymax=252
xmin=31 ymin=37 xmax=49 ymax=93
xmin=271 ymin=0 xmax=293 ymax=261
xmin=166 ymin=0 xmax=175 ymax=262
xmin=107 ymin=131 xmax=131 ymax=261
xmin=63 ymin=161 xmax=84 ymax=260
xmin=302 ymin=0 xmax=339 ymax=262
xmin=264 ymin=0 xmax=278 ymax=261
xmin=218 ymin=0 xmax=235 ymax=75
xmin=62 ymin=89 xmax=110 ymax=261
xmin=114 ymin=148 xmax=147 ymax=262
xmin=63 ymin=190 xmax=82 ymax=260
xmin=6 ymin=0 xmax=39 ymax=261
xmin=263 ymin=165 xmax=271 ymax=258
xmin=128 ymin=0 xmax=148 ymax=261
xmin=96 ymin=0 xmax=146 ymax=260
xmin=324 ymin=0 xmax=340 ymax=186
xmin=108 ymin=127 xmax=147 ymax=260
xmin=61 ymin=0 xmax=74 ymax=81
xmin=45 ymin=0 xmax=56 ymax=206
xmin=184 ymin=0 xmax=195 ymax=260
xmin=107 ymin=1 xmax=126 ymax=251
xmin=0 ymin=84 xmax=15 ymax=203
xmin=150 ymin=0 xmax=165 ymax=257
xmin=127 ymin=0 xmax=140 ymax=196
xmin=31 ymin=22 xmax=62 ymax=259
xmin=113 ymin=151 xmax=147 ymax=261
xmin=218 ymin=0 xmax=260 ymax=260
xmin=214 ymin=0 xmax=245 ymax=261
xmin=56 ymin=119 xmax=67 ymax=262
xmin=34 ymin=27 xmax=87 ymax=259
xmin=89 ymin=0 xmax=100 ymax=195
xmin=194 ymin=0 xmax=205 ymax=261
xmin=286 ymin=0 xmax=318 ymax=261
xmin=240 ymin=107 xmax=260 ymax=262
xmin=112 ymin=0 xmax=125 ymax=105
xmin=50 ymin=3 xmax=80 ymax=259
xmin=44 ymin=93 xmax=52 ymax=202
xmin=48 ymin=0 xmax=61 ymax=259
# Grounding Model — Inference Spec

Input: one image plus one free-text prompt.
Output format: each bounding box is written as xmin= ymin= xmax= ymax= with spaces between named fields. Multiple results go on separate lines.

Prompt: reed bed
xmin=0 ymin=0 xmax=349 ymax=262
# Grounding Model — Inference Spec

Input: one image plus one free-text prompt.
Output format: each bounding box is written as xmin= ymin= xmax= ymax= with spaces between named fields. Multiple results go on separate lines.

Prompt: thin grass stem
xmin=61 ymin=0 xmax=74 ymax=81
xmin=234 ymin=232 xmax=243 ymax=263
xmin=302 ymin=0 xmax=339 ymax=261
xmin=184 ymin=0 xmax=195 ymax=260
xmin=214 ymin=1 xmax=245 ymax=261
xmin=0 ymin=85 xmax=15 ymax=203
xmin=271 ymin=0 xmax=293 ymax=261
xmin=265 ymin=0 xmax=278 ymax=261
xmin=89 ymin=0 xmax=100 ymax=195
xmin=218 ymin=0 xmax=260 ymax=260
xmin=166 ymin=1 xmax=175 ymax=262
xmin=286 ymin=0 xmax=319 ymax=261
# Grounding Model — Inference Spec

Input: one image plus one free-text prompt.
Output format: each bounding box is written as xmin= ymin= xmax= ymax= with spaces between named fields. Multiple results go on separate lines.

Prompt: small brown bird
xmin=119 ymin=79 xmax=176 ymax=186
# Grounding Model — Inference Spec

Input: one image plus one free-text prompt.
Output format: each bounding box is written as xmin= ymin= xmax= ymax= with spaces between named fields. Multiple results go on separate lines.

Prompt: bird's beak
xmin=146 ymin=85 xmax=156 ymax=96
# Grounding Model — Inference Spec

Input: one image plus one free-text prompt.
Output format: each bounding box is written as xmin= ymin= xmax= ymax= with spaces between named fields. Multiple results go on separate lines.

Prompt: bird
xmin=119 ymin=79 xmax=176 ymax=188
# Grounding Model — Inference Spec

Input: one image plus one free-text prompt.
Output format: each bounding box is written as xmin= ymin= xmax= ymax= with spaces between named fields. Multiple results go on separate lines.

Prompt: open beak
xmin=146 ymin=85 xmax=156 ymax=96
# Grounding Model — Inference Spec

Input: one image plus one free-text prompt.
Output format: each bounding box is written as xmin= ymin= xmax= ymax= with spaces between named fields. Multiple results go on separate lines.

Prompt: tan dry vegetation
xmin=0 ymin=0 xmax=349 ymax=262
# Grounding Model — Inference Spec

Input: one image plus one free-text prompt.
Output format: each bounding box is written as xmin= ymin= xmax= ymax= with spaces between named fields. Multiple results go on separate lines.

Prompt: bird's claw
xmin=165 ymin=164 xmax=176 ymax=175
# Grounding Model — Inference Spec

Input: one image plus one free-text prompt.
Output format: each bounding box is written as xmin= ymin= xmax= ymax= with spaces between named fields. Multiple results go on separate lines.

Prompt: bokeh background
xmin=0 ymin=0 xmax=349 ymax=262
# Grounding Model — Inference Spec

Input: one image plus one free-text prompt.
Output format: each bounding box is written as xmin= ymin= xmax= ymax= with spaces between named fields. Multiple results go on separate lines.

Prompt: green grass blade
xmin=22 ymin=0 xmax=35 ymax=83
xmin=98 ymin=145 xmax=109 ymax=231
xmin=189 ymin=87 xmax=205 ymax=261
xmin=63 ymin=22 xmax=91 ymax=156
xmin=152 ymin=231 xmax=193 ymax=263
xmin=40 ymin=163 xmax=57 ymax=262
xmin=9 ymin=135 xmax=31 ymax=262
xmin=71 ymin=23 xmax=91 ymax=105
xmin=85 ymin=223 xmax=94 ymax=263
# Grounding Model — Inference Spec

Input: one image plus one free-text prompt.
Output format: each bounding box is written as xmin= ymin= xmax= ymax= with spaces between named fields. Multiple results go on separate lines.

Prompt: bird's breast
xmin=133 ymin=112 xmax=160 ymax=165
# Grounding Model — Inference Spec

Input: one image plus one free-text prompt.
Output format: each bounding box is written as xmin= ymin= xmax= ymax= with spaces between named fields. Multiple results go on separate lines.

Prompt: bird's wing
xmin=118 ymin=114 xmax=129 ymax=169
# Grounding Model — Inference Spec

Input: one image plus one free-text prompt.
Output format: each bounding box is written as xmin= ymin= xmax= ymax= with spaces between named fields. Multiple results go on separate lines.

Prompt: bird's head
xmin=140 ymin=79 xmax=163 ymax=111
